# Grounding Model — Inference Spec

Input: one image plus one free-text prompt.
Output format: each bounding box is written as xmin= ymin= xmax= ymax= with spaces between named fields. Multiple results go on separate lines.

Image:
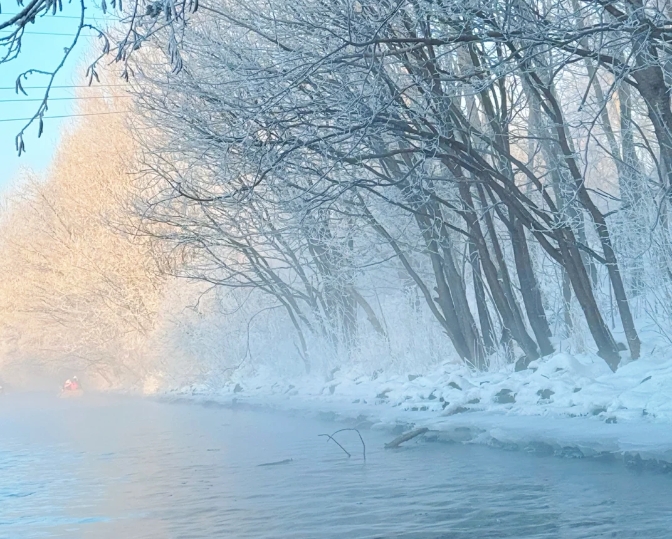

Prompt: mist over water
xmin=1 ymin=394 xmax=671 ymax=539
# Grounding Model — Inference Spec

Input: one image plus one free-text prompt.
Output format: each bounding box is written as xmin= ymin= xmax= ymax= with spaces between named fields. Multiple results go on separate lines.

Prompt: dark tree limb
xmin=318 ymin=428 xmax=366 ymax=460
xmin=384 ymin=427 xmax=428 ymax=449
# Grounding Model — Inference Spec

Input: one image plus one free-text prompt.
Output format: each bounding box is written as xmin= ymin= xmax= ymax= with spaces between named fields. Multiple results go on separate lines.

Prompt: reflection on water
xmin=1 ymin=393 xmax=671 ymax=539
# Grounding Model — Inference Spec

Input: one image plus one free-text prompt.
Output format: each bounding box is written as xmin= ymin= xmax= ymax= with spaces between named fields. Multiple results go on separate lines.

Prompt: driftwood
xmin=384 ymin=427 xmax=428 ymax=449
xmin=318 ymin=428 xmax=366 ymax=460
xmin=258 ymin=458 xmax=293 ymax=467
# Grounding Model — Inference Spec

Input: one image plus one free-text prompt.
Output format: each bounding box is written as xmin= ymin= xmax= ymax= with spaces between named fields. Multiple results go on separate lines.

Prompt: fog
xmin=3 ymin=394 xmax=672 ymax=539
xmin=5 ymin=0 xmax=672 ymax=536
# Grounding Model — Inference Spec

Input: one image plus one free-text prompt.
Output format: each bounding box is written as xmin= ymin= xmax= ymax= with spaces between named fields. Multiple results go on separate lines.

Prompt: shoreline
xmin=158 ymin=381 xmax=672 ymax=472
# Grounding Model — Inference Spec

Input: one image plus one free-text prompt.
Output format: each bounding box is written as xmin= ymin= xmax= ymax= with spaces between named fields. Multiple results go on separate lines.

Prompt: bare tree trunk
xmin=510 ymin=212 xmax=554 ymax=356
xmin=415 ymin=212 xmax=478 ymax=365
xmin=436 ymin=220 xmax=486 ymax=368
xmin=349 ymin=287 xmax=387 ymax=338
xmin=467 ymin=239 xmax=495 ymax=354
xmin=556 ymin=228 xmax=621 ymax=369
xmin=562 ymin=268 xmax=574 ymax=336
xmin=357 ymin=195 xmax=474 ymax=363
xmin=459 ymin=183 xmax=540 ymax=362
xmin=527 ymin=72 xmax=640 ymax=361
xmin=580 ymin=196 xmax=641 ymax=358
xmin=279 ymin=298 xmax=311 ymax=374
xmin=378 ymin=151 xmax=485 ymax=367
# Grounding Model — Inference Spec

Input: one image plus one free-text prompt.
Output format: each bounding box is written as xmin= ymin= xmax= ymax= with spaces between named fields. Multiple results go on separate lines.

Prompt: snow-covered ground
xmin=165 ymin=347 xmax=672 ymax=467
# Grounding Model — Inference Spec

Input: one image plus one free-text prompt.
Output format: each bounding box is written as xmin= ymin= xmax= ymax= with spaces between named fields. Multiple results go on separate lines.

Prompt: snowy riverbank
xmin=164 ymin=349 xmax=672 ymax=467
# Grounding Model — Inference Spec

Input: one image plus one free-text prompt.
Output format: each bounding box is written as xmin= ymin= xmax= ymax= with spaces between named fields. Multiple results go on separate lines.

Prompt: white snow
xmin=167 ymin=345 xmax=672 ymax=464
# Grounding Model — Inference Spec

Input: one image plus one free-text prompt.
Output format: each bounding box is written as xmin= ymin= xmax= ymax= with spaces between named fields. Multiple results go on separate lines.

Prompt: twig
xmin=319 ymin=433 xmax=351 ymax=457
xmin=333 ymin=428 xmax=367 ymax=460
xmin=318 ymin=428 xmax=366 ymax=460
xmin=258 ymin=458 xmax=293 ymax=467
xmin=384 ymin=427 xmax=428 ymax=449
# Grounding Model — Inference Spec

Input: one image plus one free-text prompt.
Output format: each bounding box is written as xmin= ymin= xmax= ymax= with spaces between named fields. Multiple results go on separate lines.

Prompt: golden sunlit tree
xmin=0 ymin=97 xmax=165 ymax=388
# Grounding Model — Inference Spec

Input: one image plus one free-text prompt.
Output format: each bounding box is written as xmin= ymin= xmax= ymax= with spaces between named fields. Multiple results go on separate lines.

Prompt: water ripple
xmin=1 ymin=394 xmax=672 ymax=538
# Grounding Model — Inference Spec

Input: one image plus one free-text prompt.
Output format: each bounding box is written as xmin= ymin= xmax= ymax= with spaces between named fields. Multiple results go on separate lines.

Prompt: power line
xmin=0 ymin=12 xmax=120 ymax=20
xmin=0 ymin=84 xmax=129 ymax=91
xmin=0 ymin=110 xmax=127 ymax=123
xmin=0 ymin=95 xmax=131 ymax=103
xmin=0 ymin=30 xmax=102 ymax=36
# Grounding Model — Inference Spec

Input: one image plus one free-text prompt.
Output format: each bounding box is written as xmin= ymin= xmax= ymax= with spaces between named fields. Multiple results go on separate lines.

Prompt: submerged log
xmin=384 ymin=427 xmax=428 ymax=449
xmin=257 ymin=459 xmax=293 ymax=467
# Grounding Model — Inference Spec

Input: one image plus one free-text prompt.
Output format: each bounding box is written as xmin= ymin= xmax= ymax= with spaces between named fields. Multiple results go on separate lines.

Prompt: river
xmin=1 ymin=393 xmax=671 ymax=538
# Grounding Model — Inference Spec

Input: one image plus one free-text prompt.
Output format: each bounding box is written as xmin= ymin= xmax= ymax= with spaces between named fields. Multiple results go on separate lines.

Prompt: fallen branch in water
xmin=318 ymin=428 xmax=366 ymax=460
xmin=258 ymin=458 xmax=293 ymax=467
xmin=384 ymin=427 xmax=428 ymax=449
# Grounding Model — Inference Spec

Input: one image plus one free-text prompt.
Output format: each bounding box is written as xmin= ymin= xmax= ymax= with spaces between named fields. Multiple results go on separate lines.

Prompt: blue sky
xmin=0 ymin=6 xmax=114 ymax=191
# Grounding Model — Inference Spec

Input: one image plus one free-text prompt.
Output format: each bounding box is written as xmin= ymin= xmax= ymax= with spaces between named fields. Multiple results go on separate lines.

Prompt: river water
xmin=1 ymin=393 xmax=671 ymax=539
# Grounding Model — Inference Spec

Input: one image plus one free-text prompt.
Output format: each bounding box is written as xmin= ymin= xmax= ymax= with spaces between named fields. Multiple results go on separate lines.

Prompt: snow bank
xmin=165 ymin=348 xmax=672 ymax=467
